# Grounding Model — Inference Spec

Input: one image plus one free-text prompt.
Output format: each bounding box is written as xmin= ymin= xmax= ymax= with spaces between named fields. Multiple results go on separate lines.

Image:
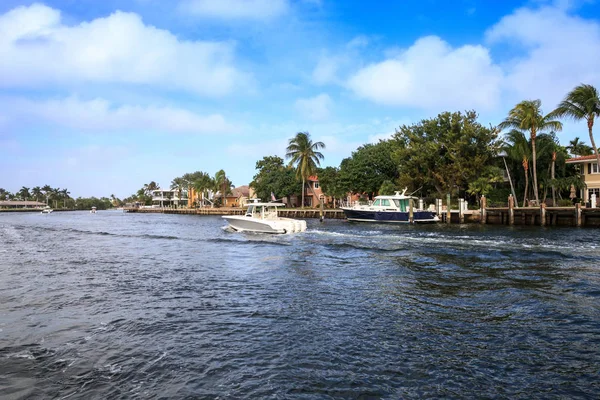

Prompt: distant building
xmin=566 ymin=155 xmax=600 ymax=203
xmin=0 ymin=200 xmax=46 ymax=209
xmin=151 ymin=189 xmax=188 ymax=208
xmin=304 ymin=176 xmax=331 ymax=208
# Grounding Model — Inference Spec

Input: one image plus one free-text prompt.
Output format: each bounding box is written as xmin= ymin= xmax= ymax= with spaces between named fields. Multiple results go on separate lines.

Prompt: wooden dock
xmin=124 ymin=207 xmax=346 ymax=219
xmin=124 ymin=203 xmax=600 ymax=227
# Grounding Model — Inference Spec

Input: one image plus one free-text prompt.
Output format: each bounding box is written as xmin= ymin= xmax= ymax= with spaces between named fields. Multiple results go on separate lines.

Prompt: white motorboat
xmin=341 ymin=188 xmax=440 ymax=223
xmin=90 ymin=206 xmax=97 ymax=213
xmin=222 ymin=200 xmax=307 ymax=234
xmin=41 ymin=206 xmax=53 ymax=214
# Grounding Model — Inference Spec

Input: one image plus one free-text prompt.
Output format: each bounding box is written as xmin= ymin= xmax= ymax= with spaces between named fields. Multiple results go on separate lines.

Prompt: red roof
xmin=566 ymin=155 xmax=599 ymax=163
xmin=308 ymin=175 xmax=318 ymax=182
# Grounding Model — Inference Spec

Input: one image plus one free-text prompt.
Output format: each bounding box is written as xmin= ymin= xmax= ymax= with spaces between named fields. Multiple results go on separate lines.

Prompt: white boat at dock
xmin=222 ymin=200 xmax=307 ymax=234
xmin=41 ymin=206 xmax=53 ymax=214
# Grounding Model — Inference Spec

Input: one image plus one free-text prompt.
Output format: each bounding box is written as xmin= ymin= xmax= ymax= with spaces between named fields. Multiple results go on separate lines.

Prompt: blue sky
xmin=1 ymin=0 xmax=599 ymax=198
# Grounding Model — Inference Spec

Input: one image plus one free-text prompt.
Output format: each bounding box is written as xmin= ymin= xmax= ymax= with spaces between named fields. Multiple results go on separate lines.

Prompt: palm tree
xmin=503 ymin=130 xmax=532 ymax=207
xmin=41 ymin=185 xmax=53 ymax=205
xmin=32 ymin=186 xmax=42 ymax=202
xmin=17 ymin=187 xmax=30 ymax=200
xmin=499 ymin=100 xmax=563 ymax=205
xmin=214 ymin=170 xmax=233 ymax=206
xmin=61 ymin=188 xmax=70 ymax=208
xmin=550 ymin=84 xmax=600 ymax=168
xmin=285 ymin=132 xmax=325 ymax=208
xmin=566 ymin=137 xmax=593 ymax=157
xmin=170 ymin=177 xmax=186 ymax=208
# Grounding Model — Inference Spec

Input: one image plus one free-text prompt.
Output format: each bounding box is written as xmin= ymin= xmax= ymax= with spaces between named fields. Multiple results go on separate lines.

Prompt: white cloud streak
xmin=1 ymin=96 xmax=238 ymax=134
xmin=0 ymin=4 xmax=248 ymax=96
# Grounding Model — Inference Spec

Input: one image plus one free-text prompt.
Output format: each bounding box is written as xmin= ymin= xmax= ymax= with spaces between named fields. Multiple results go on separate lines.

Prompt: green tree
xmin=316 ymin=166 xmax=347 ymax=206
xmin=214 ymin=169 xmax=233 ymax=206
xmin=17 ymin=186 xmax=30 ymax=200
xmin=251 ymin=156 xmax=302 ymax=204
xmin=338 ymin=140 xmax=399 ymax=197
xmin=392 ymin=111 xmax=499 ymax=197
xmin=550 ymin=84 xmax=600 ymax=168
xmin=499 ymin=100 xmax=563 ymax=205
xmin=31 ymin=186 xmax=42 ymax=202
xmin=566 ymin=137 xmax=593 ymax=157
xmin=285 ymin=132 xmax=325 ymax=208
xmin=170 ymin=177 xmax=187 ymax=208
xmin=503 ymin=130 xmax=532 ymax=207
xmin=379 ymin=180 xmax=397 ymax=196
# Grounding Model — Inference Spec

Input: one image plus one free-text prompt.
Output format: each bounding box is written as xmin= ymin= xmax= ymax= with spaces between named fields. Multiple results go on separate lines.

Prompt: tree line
xmin=253 ymin=84 xmax=599 ymax=208
xmin=0 ymin=185 xmax=116 ymax=210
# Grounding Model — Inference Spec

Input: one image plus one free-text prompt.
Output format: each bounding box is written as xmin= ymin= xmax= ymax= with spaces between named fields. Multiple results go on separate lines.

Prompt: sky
xmin=1 ymin=0 xmax=599 ymax=198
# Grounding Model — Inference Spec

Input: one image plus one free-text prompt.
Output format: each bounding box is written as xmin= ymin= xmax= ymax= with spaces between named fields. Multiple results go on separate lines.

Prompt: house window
xmin=314 ymin=182 xmax=319 ymax=188
xmin=588 ymin=163 xmax=599 ymax=174
xmin=589 ymin=188 xmax=600 ymax=200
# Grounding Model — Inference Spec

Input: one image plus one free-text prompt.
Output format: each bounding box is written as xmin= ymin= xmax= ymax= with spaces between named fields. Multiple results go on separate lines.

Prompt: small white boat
xmin=41 ymin=206 xmax=53 ymax=214
xmin=90 ymin=206 xmax=97 ymax=213
xmin=222 ymin=200 xmax=307 ymax=234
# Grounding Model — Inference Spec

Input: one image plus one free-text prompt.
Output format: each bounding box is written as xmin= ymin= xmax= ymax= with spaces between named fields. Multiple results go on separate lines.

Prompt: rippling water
xmin=1 ymin=211 xmax=599 ymax=399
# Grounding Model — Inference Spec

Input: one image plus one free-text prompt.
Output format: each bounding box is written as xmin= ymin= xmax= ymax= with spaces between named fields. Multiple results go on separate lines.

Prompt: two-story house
xmin=565 ymin=155 xmax=600 ymax=204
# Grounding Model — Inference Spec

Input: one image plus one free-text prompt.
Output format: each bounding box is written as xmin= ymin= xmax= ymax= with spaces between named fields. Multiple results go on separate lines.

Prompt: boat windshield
xmin=373 ymin=199 xmax=380 ymax=206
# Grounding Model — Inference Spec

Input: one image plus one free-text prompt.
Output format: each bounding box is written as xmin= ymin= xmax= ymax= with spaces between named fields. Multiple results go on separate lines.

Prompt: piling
xmin=446 ymin=194 xmax=451 ymax=224
xmin=576 ymin=203 xmax=582 ymax=227
xmin=508 ymin=195 xmax=515 ymax=226
xmin=540 ymin=203 xmax=546 ymax=226
xmin=458 ymin=198 xmax=464 ymax=223
xmin=481 ymin=195 xmax=487 ymax=224
xmin=409 ymin=198 xmax=414 ymax=224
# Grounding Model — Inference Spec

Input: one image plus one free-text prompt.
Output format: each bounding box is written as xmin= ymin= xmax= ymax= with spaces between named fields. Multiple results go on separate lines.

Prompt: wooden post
xmin=575 ymin=203 xmax=582 ymax=227
xmin=320 ymin=197 xmax=324 ymax=222
xmin=481 ymin=195 xmax=487 ymax=224
xmin=508 ymin=194 xmax=515 ymax=226
xmin=458 ymin=198 xmax=464 ymax=223
xmin=436 ymin=199 xmax=442 ymax=219
xmin=409 ymin=198 xmax=414 ymax=224
xmin=446 ymin=193 xmax=451 ymax=224
xmin=540 ymin=203 xmax=546 ymax=226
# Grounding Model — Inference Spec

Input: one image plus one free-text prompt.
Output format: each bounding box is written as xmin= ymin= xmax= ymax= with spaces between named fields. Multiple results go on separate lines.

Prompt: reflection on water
xmin=1 ymin=211 xmax=599 ymax=398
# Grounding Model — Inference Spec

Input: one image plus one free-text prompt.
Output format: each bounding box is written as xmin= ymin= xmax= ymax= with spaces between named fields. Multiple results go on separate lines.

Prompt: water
xmin=1 ymin=211 xmax=599 ymax=399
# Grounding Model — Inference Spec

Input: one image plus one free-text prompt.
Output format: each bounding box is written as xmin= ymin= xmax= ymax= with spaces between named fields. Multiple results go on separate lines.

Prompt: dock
xmin=124 ymin=200 xmax=600 ymax=227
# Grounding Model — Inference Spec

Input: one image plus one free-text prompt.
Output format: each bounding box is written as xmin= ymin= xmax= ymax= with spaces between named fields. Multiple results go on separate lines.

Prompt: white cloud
xmin=347 ymin=36 xmax=503 ymax=111
xmin=1 ymin=96 xmax=237 ymax=134
xmin=294 ymin=93 xmax=332 ymax=121
xmin=312 ymin=54 xmax=341 ymax=85
xmin=0 ymin=4 xmax=248 ymax=96
xmin=486 ymin=4 xmax=600 ymax=108
xmin=178 ymin=0 xmax=288 ymax=20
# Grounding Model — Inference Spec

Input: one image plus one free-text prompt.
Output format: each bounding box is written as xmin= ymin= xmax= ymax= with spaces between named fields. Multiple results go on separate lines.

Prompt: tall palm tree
xmin=32 ymin=186 xmax=42 ymax=202
xmin=550 ymin=84 xmax=600 ymax=168
xmin=61 ymin=188 xmax=70 ymax=208
xmin=566 ymin=137 xmax=593 ymax=157
xmin=41 ymin=184 xmax=53 ymax=205
xmin=285 ymin=132 xmax=325 ymax=208
xmin=18 ymin=187 xmax=30 ymax=200
xmin=214 ymin=170 xmax=233 ymax=205
xmin=170 ymin=177 xmax=186 ymax=208
xmin=499 ymin=100 xmax=563 ymax=205
xmin=503 ymin=130 xmax=532 ymax=207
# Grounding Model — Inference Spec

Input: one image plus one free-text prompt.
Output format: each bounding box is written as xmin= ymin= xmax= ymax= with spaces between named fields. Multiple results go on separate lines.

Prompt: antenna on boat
xmin=409 ymin=186 xmax=423 ymax=196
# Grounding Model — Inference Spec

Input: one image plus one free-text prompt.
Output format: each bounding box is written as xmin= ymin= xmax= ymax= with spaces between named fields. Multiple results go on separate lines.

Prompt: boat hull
xmin=222 ymin=215 xmax=306 ymax=234
xmin=341 ymin=208 xmax=439 ymax=223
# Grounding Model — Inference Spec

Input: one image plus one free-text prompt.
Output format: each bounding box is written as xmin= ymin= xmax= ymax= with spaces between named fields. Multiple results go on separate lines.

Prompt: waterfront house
xmin=151 ymin=189 xmax=188 ymax=208
xmin=565 ymin=155 xmax=600 ymax=204
xmin=303 ymin=176 xmax=332 ymax=208
xmin=0 ymin=200 xmax=47 ymax=209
